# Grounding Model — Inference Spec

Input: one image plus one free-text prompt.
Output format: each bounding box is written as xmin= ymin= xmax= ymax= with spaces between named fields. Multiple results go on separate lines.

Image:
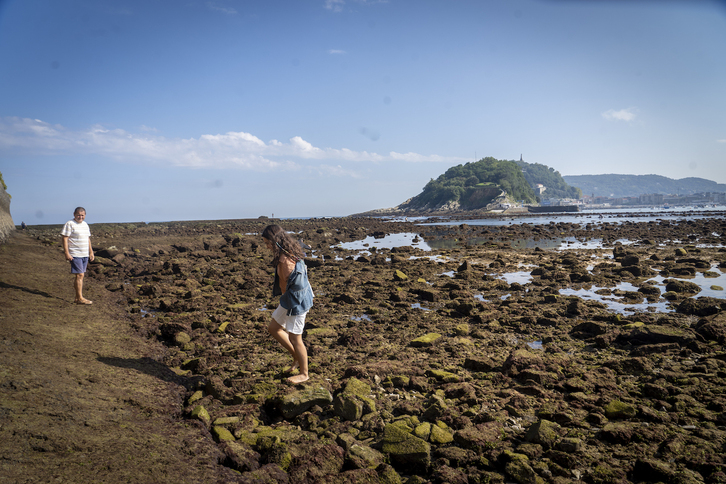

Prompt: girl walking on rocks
xmin=262 ymin=225 xmax=314 ymax=384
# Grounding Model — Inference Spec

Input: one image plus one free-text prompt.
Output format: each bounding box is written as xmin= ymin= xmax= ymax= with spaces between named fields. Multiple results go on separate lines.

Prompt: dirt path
xmin=0 ymin=232 xmax=234 ymax=484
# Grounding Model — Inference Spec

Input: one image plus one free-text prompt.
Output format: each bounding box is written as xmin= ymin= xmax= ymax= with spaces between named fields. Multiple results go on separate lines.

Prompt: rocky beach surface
xmin=4 ymin=212 xmax=726 ymax=483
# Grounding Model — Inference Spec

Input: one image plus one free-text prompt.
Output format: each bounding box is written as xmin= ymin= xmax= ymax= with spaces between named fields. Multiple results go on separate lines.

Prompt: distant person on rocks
xmin=61 ymin=207 xmax=94 ymax=305
xmin=262 ymin=224 xmax=314 ymax=384
xmin=21 ymin=221 xmax=26 ymax=230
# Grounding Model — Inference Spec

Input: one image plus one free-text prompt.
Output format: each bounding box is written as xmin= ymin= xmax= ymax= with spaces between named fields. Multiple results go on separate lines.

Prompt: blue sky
xmin=1 ymin=0 xmax=725 ymax=224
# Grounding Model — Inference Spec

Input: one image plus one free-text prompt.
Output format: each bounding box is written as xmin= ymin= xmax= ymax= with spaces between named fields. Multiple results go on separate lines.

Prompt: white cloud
xmin=328 ymin=49 xmax=346 ymax=55
xmin=717 ymin=139 xmax=726 ymax=143
xmin=602 ymin=108 xmax=637 ymax=122
xmin=325 ymin=0 xmax=345 ymax=12
xmin=324 ymin=0 xmax=388 ymax=13
xmin=207 ymin=2 xmax=237 ymax=15
xmin=313 ymin=164 xmax=363 ymax=178
xmin=0 ymin=117 xmax=469 ymax=173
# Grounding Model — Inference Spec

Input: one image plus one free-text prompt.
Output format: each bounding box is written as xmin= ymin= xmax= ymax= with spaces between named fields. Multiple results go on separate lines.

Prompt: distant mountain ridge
xmin=563 ymin=174 xmax=726 ymax=198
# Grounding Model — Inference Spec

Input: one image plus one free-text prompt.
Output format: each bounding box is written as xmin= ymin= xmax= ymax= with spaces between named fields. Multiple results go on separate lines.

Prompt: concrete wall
xmin=0 ymin=182 xmax=14 ymax=244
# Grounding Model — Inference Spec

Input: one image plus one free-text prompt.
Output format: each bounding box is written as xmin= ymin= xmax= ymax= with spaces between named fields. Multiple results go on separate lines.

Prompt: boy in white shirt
xmin=61 ymin=207 xmax=95 ymax=304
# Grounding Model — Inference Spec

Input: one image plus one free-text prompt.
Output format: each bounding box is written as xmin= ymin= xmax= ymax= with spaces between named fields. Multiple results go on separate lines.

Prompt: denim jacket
xmin=273 ymin=259 xmax=314 ymax=316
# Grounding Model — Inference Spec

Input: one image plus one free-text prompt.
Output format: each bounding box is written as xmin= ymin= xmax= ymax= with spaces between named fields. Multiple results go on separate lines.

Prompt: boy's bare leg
xmin=287 ymin=333 xmax=309 ymax=383
xmin=74 ymin=273 xmax=92 ymax=304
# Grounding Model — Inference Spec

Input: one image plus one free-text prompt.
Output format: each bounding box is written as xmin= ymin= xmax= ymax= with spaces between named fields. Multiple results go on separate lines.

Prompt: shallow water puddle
xmin=350 ymin=314 xmax=372 ymax=322
xmin=336 ymin=232 xmax=431 ymax=252
xmin=411 ymin=303 xmax=431 ymax=311
xmin=498 ymin=271 xmax=533 ymax=285
xmin=649 ymin=268 xmax=726 ymax=298
xmin=559 ymin=285 xmax=672 ymax=314
xmin=560 ymin=266 xmax=725 ymax=314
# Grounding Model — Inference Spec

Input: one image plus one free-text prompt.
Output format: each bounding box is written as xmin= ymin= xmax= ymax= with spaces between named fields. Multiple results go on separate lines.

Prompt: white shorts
xmin=271 ymin=305 xmax=308 ymax=335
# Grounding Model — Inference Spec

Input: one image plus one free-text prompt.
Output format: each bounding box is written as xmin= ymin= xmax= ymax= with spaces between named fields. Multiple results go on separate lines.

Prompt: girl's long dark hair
xmin=261 ymin=225 xmax=304 ymax=267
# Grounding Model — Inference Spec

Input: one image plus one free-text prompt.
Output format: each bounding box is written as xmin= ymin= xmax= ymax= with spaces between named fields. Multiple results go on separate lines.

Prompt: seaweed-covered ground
xmin=4 ymin=213 xmax=726 ymax=483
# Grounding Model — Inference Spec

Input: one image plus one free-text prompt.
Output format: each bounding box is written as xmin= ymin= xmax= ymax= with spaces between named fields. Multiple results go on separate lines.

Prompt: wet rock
xmin=665 ymin=279 xmax=701 ymax=294
xmin=677 ymin=297 xmax=725 ymax=316
xmin=695 ymin=313 xmax=726 ymax=343
xmin=220 ymin=441 xmax=260 ymax=472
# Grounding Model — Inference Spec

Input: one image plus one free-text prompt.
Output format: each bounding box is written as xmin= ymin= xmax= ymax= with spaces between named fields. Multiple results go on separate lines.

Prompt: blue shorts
xmin=70 ymin=257 xmax=89 ymax=274
xmin=271 ymin=305 xmax=308 ymax=335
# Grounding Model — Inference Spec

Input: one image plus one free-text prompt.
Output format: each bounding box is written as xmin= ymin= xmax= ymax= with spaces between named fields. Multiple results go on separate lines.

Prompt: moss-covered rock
xmin=187 ymin=390 xmax=204 ymax=405
xmin=524 ymin=419 xmax=560 ymax=450
xmin=604 ymin=400 xmax=637 ymax=419
xmin=502 ymin=450 xmax=545 ymax=484
xmin=333 ymin=377 xmax=376 ymax=421
xmin=213 ymin=425 xmax=235 ymax=442
xmin=426 ymin=368 xmax=460 ymax=383
xmin=429 ymin=423 xmax=454 ymax=444
xmin=213 ymin=416 xmax=240 ymax=426
xmin=382 ymin=430 xmax=431 ymax=468
xmin=279 ymin=384 xmax=333 ymax=419
xmin=348 ymin=444 xmax=385 ymax=469
xmin=191 ymin=405 xmax=211 ymax=427
xmin=413 ymin=422 xmax=431 ymax=441
xmin=411 ymin=333 xmax=442 ymax=347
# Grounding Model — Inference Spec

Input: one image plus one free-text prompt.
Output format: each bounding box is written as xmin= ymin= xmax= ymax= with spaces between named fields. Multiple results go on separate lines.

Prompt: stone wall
xmin=0 ymin=182 xmax=14 ymax=244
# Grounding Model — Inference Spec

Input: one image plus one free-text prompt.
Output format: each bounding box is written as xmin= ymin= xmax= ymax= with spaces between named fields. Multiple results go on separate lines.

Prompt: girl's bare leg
xmin=287 ymin=333 xmax=309 ymax=383
xmin=268 ymin=318 xmax=295 ymax=358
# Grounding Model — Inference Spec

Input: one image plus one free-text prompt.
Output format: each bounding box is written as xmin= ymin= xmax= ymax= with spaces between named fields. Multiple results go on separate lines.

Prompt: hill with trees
xmin=516 ymin=160 xmax=582 ymax=200
xmin=563 ymin=174 xmax=726 ymax=198
xmin=396 ymin=157 xmax=580 ymax=212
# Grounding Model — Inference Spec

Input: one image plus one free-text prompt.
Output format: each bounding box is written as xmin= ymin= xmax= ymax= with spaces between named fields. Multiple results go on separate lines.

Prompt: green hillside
xmin=399 ymin=157 xmax=537 ymax=211
xmin=516 ymin=160 xmax=582 ymax=200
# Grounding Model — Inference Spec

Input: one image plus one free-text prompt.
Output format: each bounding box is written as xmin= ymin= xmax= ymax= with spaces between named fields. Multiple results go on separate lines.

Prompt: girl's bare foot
xmin=288 ymin=361 xmax=299 ymax=374
xmin=287 ymin=374 xmax=309 ymax=384
xmin=75 ymin=299 xmax=93 ymax=305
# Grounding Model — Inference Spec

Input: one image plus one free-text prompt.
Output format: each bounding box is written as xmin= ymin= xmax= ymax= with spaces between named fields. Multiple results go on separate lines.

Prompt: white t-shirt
xmin=61 ymin=220 xmax=91 ymax=258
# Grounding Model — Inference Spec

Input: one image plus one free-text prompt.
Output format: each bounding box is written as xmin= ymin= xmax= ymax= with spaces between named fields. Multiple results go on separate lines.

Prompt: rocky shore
xmin=0 ymin=182 xmax=14 ymax=244
xmin=25 ymin=214 xmax=726 ymax=483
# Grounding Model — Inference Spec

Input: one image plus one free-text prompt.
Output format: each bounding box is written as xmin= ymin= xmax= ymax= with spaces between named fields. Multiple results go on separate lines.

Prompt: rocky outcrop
xmin=0 ymin=178 xmax=14 ymax=244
